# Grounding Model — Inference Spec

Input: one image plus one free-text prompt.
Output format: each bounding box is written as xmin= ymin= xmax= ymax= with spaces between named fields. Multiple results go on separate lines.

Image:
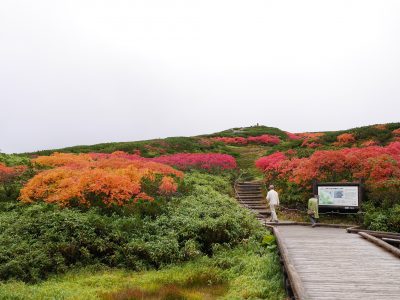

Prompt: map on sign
xmin=318 ymin=186 xmax=359 ymax=207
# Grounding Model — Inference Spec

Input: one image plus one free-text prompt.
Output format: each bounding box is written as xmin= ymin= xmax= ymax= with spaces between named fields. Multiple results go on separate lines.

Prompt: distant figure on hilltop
xmin=308 ymin=194 xmax=319 ymax=227
xmin=267 ymin=185 xmax=279 ymax=223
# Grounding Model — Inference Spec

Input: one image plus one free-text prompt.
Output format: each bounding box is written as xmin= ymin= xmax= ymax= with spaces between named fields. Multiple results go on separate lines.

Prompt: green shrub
xmin=206 ymin=125 xmax=287 ymax=139
xmin=0 ymin=154 xmax=30 ymax=166
xmin=0 ymin=238 xmax=285 ymax=300
xmin=182 ymin=171 xmax=234 ymax=195
xmin=363 ymin=202 xmax=400 ymax=232
xmin=0 ymin=172 xmax=261 ymax=283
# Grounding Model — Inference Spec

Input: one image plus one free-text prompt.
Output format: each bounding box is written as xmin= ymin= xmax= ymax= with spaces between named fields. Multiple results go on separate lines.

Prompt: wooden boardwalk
xmin=274 ymin=225 xmax=400 ymax=300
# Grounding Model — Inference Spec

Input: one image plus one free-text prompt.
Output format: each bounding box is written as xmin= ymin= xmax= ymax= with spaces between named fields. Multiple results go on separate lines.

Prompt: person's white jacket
xmin=267 ymin=189 xmax=279 ymax=206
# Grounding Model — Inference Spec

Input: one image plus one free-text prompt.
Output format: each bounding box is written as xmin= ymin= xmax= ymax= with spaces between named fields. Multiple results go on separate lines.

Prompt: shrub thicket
xmin=0 ymin=172 xmax=260 ymax=283
xmin=28 ymin=137 xmax=236 ymax=158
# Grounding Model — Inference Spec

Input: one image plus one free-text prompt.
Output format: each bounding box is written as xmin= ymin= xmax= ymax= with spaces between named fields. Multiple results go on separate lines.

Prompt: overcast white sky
xmin=1 ymin=0 xmax=400 ymax=153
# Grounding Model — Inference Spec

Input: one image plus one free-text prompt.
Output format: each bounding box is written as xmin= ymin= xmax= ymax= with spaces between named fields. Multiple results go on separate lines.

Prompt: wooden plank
xmin=358 ymin=232 xmax=400 ymax=258
xmin=273 ymin=226 xmax=400 ymax=300
xmin=273 ymin=227 xmax=308 ymax=300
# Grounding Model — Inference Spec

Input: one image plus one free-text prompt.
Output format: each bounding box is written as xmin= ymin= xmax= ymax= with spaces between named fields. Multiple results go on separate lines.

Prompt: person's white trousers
xmin=270 ymin=203 xmax=278 ymax=222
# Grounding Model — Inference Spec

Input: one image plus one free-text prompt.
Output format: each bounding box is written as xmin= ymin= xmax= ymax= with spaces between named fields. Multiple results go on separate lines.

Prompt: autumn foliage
xmin=0 ymin=163 xmax=27 ymax=183
xmin=297 ymin=132 xmax=324 ymax=148
xmin=255 ymin=152 xmax=287 ymax=173
xmin=151 ymin=153 xmax=237 ymax=171
xmin=393 ymin=128 xmax=400 ymax=136
xmin=256 ymin=142 xmax=400 ymax=192
xmin=212 ymin=137 xmax=248 ymax=145
xmin=285 ymin=132 xmax=301 ymax=140
xmin=212 ymin=134 xmax=281 ymax=145
xmin=19 ymin=152 xmax=183 ymax=207
xmin=86 ymin=151 xmax=237 ymax=171
xmin=335 ymin=133 xmax=356 ymax=145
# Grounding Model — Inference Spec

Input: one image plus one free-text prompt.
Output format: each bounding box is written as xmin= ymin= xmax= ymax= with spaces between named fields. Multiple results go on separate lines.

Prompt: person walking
xmin=308 ymin=194 xmax=319 ymax=227
xmin=266 ymin=185 xmax=279 ymax=223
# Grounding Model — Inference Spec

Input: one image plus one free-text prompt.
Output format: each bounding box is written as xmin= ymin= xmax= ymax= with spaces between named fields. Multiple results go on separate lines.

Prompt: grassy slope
xmin=227 ymin=145 xmax=268 ymax=180
xmin=0 ymin=233 xmax=285 ymax=300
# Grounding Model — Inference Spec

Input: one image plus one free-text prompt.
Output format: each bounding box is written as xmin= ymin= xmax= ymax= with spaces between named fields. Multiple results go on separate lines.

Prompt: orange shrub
xmin=362 ymin=140 xmax=378 ymax=147
xmin=393 ymin=128 xmax=400 ymax=136
xmin=20 ymin=152 xmax=183 ymax=207
xmin=158 ymin=176 xmax=178 ymax=195
xmin=335 ymin=133 xmax=356 ymax=145
xmin=298 ymin=132 xmax=324 ymax=148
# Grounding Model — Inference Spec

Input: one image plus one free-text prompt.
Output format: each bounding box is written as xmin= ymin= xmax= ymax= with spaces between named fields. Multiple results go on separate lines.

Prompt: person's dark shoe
xmin=274 ymin=220 xmax=279 ymax=223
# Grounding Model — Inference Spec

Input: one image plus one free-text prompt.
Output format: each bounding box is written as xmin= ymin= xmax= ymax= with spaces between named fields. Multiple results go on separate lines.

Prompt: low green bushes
xmin=0 ymin=154 xmax=30 ymax=166
xmin=28 ymin=137 xmax=236 ymax=158
xmin=0 ymin=172 xmax=261 ymax=283
xmin=0 ymin=237 xmax=285 ymax=300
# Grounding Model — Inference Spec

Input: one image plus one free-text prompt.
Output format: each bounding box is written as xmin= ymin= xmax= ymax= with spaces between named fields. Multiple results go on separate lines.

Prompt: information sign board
xmin=317 ymin=185 xmax=359 ymax=207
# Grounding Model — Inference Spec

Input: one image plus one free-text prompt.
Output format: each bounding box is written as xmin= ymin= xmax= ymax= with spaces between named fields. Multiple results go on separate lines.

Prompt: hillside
xmin=26 ymin=122 xmax=400 ymax=178
xmin=1 ymin=122 xmax=400 ymax=299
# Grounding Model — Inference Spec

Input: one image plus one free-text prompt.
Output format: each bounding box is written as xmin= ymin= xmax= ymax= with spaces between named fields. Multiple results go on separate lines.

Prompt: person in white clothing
xmin=266 ymin=184 xmax=279 ymax=222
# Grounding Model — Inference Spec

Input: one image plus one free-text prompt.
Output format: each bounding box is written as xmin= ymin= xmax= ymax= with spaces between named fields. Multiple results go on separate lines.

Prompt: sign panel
xmin=317 ymin=185 xmax=359 ymax=207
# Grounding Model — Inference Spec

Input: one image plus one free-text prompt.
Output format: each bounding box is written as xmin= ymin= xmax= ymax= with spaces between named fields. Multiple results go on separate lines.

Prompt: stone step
xmin=236 ymin=182 xmax=270 ymax=216
xmin=236 ymin=182 xmax=262 ymax=186
xmin=236 ymin=186 xmax=262 ymax=190
xmin=245 ymin=205 xmax=269 ymax=209
xmin=241 ymin=199 xmax=266 ymax=203
xmin=237 ymin=189 xmax=262 ymax=193
xmin=250 ymin=209 xmax=271 ymax=215
xmin=237 ymin=191 xmax=263 ymax=194
xmin=241 ymin=203 xmax=268 ymax=207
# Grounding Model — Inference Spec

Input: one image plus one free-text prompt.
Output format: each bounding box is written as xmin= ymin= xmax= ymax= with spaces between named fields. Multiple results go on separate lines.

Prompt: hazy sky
xmin=1 ymin=0 xmax=400 ymax=153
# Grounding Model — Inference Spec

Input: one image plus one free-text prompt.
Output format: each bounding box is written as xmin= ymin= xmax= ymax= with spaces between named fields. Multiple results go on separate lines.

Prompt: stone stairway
xmin=235 ymin=181 xmax=270 ymax=220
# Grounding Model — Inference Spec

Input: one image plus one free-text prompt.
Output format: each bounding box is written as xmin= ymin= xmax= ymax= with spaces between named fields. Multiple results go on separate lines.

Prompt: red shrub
xmin=285 ymin=132 xmax=301 ymax=140
xmin=247 ymin=135 xmax=281 ymax=145
xmin=256 ymin=142 xmax=400 ymax=189
xmin=0 ymin=163 xmax=27 ymax=183
xmin=255 ymin=152 xmax=286 ymax=172
xmin=212 ymin=135 xmax=281 ymax=145
xmin=212 ymin=137 xmax=248 ymax=145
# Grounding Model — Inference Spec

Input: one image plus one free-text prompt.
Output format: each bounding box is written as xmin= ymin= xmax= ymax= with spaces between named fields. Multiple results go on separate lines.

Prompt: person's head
xmin=269 ymin=185 xmax=274 ymax=190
